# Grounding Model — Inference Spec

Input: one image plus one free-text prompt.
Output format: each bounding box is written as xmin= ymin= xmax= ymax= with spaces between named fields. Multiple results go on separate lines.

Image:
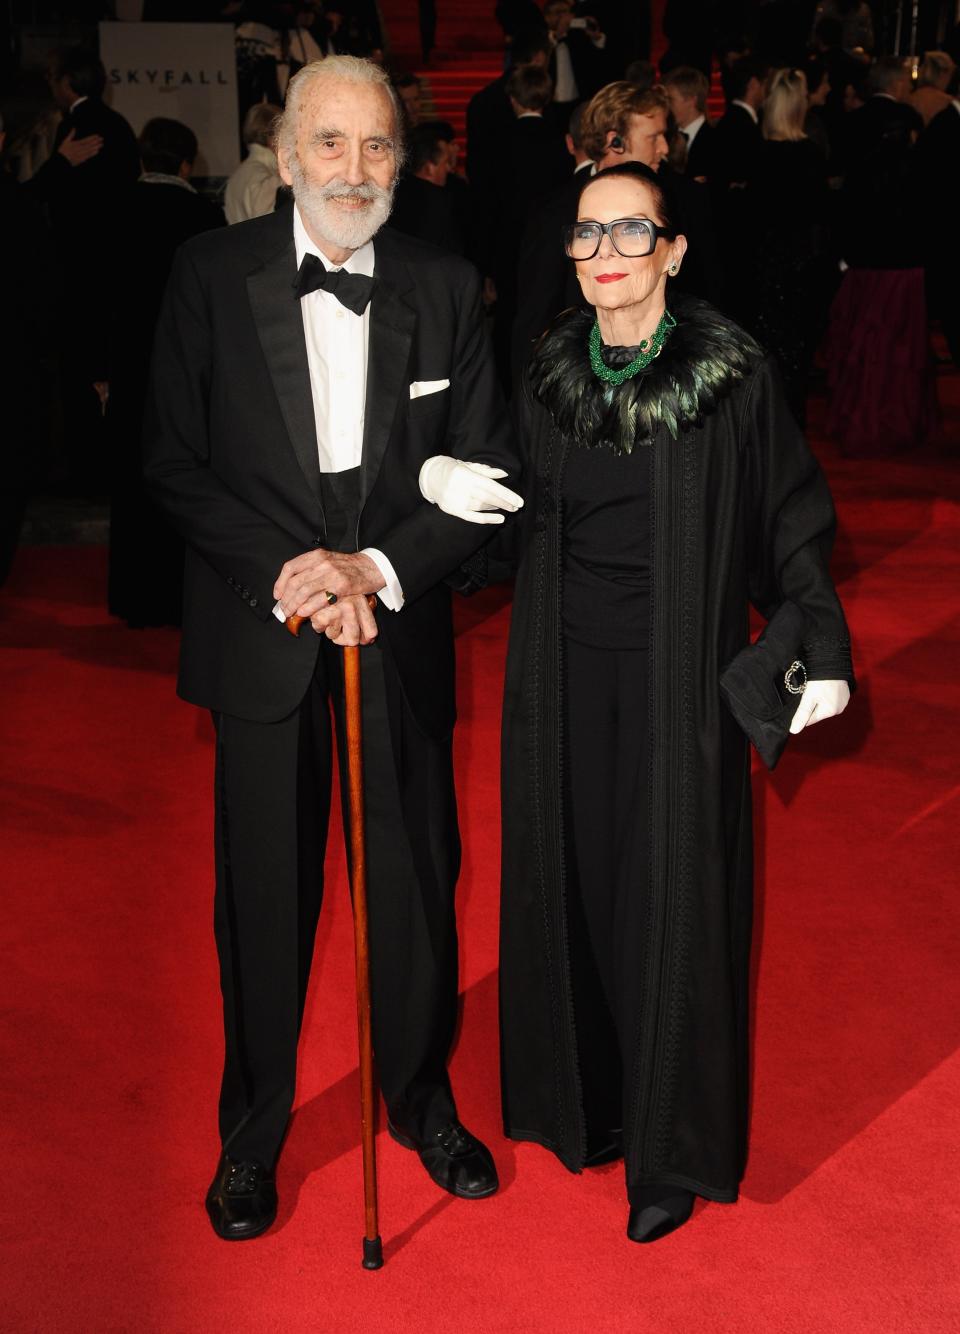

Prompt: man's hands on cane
xmin=275 ymin=549 xmax=384 ymax=645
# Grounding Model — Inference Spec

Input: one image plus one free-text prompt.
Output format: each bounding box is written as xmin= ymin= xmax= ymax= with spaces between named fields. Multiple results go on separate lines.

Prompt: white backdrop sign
xmin=98 ymin=21 xmax=239 ymax=177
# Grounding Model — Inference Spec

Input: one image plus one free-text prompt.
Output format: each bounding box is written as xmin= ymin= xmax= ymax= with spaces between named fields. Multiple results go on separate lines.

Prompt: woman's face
xmin=573 ymin=176 xmax=685 ymax=314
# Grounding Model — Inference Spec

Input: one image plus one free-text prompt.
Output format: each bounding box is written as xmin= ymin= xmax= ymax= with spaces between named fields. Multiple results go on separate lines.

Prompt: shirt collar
xmin=682 ymin=113 xmax=706 ymax=142
xmin=293 ymin=203 xmax=375 ymax=276
xmin=732 ymin=99 xmax=759 ymax=124
xmin=574 ymin=158 xmax=594 ymax=174
xmin=68 ymin=95 xmax=88 ymax=113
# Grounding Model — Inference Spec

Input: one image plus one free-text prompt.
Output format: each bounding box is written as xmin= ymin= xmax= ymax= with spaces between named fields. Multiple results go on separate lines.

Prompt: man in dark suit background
xmin=144 ymin=56 xmax=520 ymax=1242
xmin=511 ymin=100 xmax=594 ymax=379
xmin=465 ymin=26 xmax=550 ymax=218
xmin=712 ymin=54 xmax=767 ymax=188
xmin=491 ymin=62 xmax=571 ymax=389
xmin=663 ymin=65 xmax=716 ymax=179
xmin=27 ymin=47 xmax=140 ymax=490
xmin=543 ymin=0 xmax=610 ymax=118
xmin=389 ymin=120 xmax=465 ymax=254
xmin=107 ymin=117 xmax=224 ymax=629
xmin=579 ymin=82 xmax=725 ymax=310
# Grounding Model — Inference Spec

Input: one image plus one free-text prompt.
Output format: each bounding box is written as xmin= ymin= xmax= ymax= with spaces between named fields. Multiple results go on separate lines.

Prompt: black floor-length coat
xmin=498 ymin=299 xmax=854 ymax=1202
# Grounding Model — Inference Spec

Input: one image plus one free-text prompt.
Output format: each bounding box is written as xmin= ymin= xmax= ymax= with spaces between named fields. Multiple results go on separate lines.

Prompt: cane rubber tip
xmin=362 ymin=1235 xmax=384 ymax=1270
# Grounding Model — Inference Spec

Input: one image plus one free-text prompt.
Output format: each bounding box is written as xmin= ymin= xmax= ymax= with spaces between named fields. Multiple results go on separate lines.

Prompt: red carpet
xmin=2 ymin=384 xmax=960 ymax=1330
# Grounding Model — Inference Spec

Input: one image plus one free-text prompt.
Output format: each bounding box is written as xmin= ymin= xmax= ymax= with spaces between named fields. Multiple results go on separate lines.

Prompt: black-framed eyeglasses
xmin=562 ymin=217 xmax=673 ymax=260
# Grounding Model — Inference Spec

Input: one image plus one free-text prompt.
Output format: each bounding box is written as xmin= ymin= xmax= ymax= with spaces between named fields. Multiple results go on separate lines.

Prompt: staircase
xmin=378 ymin=0 xmax=506 ymax=151
xmin=376 ymin=2 xmax=726 ymax=154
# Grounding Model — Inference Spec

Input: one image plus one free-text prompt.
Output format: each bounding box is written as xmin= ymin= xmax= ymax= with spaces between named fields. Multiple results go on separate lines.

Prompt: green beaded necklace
xmin=589 ymin=309 xmax=677 ymax=386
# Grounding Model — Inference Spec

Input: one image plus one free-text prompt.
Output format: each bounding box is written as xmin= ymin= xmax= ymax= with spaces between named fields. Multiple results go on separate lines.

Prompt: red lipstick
xmin=595 ymin=273 xmax=627 ymax=283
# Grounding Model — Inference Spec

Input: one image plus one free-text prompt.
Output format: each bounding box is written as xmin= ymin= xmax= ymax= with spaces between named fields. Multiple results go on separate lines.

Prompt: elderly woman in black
xmin=496 ymin=161 xmax=853 ymax=1244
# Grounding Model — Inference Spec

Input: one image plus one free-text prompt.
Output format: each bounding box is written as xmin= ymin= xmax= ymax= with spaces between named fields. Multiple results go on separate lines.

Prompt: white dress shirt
xmin=552 ymin=37 xmax=579 ymax=103
xmin=731 ymin=99 xmax=759 ymax=125
xmin=681 ymin=113 xmax=706 ymax=148
xmin=272 ymin=207 xmax=403 ymax=623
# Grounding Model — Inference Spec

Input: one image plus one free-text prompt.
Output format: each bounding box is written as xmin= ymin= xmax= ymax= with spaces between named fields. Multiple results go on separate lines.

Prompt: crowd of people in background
xmin=1 ymin=0 xmax=958 ymax=616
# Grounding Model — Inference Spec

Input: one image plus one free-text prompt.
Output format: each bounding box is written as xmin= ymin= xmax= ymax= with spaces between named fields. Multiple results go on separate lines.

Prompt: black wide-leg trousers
xmin=212 ymin=638 xmax=460 ymax=1167
xmin=564 ymin=637 xmax=651 ymax=1201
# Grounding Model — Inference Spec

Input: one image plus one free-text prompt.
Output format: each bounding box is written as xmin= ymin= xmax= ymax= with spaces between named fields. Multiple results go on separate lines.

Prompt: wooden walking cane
xmin=285 ymin=603 xmax=384 ymax=1270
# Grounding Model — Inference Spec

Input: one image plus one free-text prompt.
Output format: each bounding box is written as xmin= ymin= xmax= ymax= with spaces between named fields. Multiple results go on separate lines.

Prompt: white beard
xmin=289 ymin=156 xmax=395 ymax=251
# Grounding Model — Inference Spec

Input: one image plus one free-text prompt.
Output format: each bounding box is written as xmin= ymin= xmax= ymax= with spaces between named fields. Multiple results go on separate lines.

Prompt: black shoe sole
xmin=387 ymin=1122 xmax=499 ymax=1200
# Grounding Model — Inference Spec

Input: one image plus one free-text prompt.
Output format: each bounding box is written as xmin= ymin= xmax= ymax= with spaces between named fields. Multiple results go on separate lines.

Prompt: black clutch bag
xmin=719 ymin=602 xmax=808 ymax=770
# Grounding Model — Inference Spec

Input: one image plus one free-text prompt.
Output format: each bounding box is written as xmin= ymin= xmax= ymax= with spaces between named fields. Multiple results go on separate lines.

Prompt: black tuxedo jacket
xmin=711 ymin=103 xmax=762 ymax=187
xmin=143 ymin=212 xmax=518 ymax=735
xmin=29 ymin=97 xmax=140 ymax=212
xmin=684 ymin=120 xmax=716 ymax=179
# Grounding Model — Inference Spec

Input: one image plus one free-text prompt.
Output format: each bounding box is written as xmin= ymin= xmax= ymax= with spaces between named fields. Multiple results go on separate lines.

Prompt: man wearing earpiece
xmin=579 ymin=81 xmax=725 ymax=309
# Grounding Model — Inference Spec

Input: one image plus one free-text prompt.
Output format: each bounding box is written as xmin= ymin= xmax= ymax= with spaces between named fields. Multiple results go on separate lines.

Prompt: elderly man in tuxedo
xmin=144 ymin=56 xmax=521 ymax=1241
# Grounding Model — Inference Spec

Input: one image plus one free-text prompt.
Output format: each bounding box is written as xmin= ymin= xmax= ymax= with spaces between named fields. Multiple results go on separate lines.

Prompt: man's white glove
xmin=789 ymin=679 xmax=851 ymax=734
xmin=419 ymin=455 xmax=524 ymax=525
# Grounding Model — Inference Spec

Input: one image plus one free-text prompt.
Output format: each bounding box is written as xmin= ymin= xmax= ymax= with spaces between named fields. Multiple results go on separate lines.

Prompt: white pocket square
xmin=409 ymin=379 xmax=450 ymax=399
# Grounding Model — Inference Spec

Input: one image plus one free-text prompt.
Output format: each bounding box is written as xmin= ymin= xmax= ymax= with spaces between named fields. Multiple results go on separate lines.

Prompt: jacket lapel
xmin=246 ymin=229 xmax=322 ymax=501
xmin=360 ymin=240 xmax=417 ymax=509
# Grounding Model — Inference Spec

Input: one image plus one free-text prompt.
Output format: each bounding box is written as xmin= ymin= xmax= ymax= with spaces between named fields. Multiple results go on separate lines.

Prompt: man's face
xmin=278 ymin=77 xmax=399 ymax=252
xmin=621 ymin=110 xmax=670 ymax=170
xmin=665 ymin=86 xmax=698 ymax=129
xmin=399 ymin=82 xmax=422 ymax=126
xmin=545 ymin=2 xmax=572 ymax=36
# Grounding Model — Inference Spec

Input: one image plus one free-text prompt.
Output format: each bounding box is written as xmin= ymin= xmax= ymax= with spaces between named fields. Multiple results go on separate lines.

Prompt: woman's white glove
xmin=419 ymin=455 xmax=524 ymax=525
xmin=789 ymin=679 xmax=851 ymax=734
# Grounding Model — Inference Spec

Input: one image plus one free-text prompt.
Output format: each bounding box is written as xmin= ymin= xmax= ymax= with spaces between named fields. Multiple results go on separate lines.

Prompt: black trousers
xmin=212 ymin=639 xmax=460 ymax=1166
xmin=564 ymin=637 xmax=651 ymax=1198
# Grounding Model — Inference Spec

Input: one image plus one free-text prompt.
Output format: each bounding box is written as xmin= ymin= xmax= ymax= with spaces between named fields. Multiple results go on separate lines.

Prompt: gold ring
xmin=325 ymin=590 xmax=338 ymax=605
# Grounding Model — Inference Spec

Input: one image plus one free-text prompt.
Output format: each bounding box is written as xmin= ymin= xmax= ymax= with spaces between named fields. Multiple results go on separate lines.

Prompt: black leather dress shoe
xmin=388 ymin=1119 xmax=499 ymax=1199
xmin=627 ymin=1185 xmax=695 ymax=1244
xmin=205 ymin=1153 xmax=278 ymax=1241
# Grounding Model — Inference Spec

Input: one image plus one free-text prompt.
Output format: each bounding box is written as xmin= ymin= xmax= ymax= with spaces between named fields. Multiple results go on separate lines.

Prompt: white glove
xmin=789 ymin=679 xmax=851 ymax=734
xmin=419 ymin=455 xmax=524 ymax=525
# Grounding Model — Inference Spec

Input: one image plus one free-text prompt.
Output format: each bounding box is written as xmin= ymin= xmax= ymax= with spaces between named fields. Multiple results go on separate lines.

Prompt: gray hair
xmin=276 ymin=56 xmax=406 ymax=171
xmin=243 ymin=101 xmax=281 ymax=147
xmin=866 ymin=56 xmax=909 ymax=97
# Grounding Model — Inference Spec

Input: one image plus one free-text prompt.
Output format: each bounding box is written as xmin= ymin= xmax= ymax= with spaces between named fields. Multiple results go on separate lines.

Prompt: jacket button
xmin=249 ymin=597 xmax=258 ymax=609
xmin=313 ymin=535 xmax=323 ymax=546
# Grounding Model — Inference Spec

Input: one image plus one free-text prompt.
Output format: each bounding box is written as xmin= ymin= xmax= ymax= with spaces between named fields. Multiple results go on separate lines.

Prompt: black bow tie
xmin=294 ymin=254 xmax=376 ymax=315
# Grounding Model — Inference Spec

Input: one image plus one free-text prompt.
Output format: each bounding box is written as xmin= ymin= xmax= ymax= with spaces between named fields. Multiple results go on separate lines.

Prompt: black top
xmin=561 ymin=353 xmax=651 ymax=651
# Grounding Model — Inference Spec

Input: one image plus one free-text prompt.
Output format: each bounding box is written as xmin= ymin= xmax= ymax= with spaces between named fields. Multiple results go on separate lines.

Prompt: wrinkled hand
xmin=419 ymin=455 xmax=523 ymax=525
xmin=789 ymin=679 xmax=851 ymax=734
xmin=58 ymin=128 xmax=103 ymax=166
xmin=274 ymin=548 xmax=385 ymax=620
xmin=309 ymin=592 xmax=378 ymax=647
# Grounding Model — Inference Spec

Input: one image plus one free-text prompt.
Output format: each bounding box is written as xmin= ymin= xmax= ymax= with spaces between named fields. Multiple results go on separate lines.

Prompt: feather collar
xmin=525 ymin=296 xmax=762 ymax=453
